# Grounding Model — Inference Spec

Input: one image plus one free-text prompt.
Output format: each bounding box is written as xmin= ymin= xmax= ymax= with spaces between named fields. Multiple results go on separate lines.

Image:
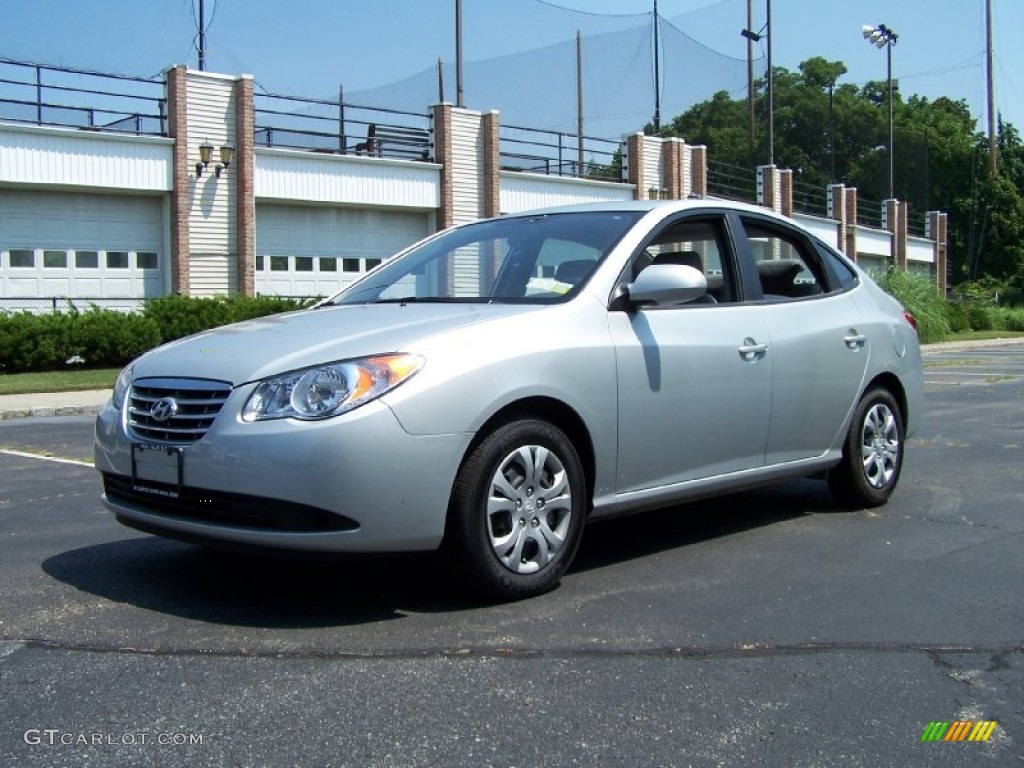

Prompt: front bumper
xmin=94 ymin=390 xmax=471 ymax=553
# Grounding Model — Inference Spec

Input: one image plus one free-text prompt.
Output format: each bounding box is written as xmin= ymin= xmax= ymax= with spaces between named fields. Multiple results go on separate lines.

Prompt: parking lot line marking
xmin=0 ymin=448 xmax=92 ymax=468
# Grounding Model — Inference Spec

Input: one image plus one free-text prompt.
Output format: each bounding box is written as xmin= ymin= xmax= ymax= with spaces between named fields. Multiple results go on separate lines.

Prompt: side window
xmin=816 ymin=243 xmax=858 ymax=290
xmin=740 ymin=219 xmax=827 ymax=301
xmin=633 ymin=217 xmax=735 ymax=304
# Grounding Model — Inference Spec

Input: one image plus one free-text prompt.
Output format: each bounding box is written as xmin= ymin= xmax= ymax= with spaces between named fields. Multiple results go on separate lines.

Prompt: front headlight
xmin=241 ymin=353 xmax=424 ymax=422
xmin=111 ymin=363 xmax=134 ymax=409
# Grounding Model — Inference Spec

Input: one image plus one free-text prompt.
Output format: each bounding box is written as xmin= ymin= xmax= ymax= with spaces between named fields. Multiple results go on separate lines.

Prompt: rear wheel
xmin=448 ymin=419 xmax=586 ymax=600
xmin=829 ymin=387 xmax=905 ymax=508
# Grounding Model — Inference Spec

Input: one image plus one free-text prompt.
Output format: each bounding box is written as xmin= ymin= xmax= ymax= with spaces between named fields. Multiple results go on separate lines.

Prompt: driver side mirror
xmin=619 ymin=263 xmax=709 ymax=308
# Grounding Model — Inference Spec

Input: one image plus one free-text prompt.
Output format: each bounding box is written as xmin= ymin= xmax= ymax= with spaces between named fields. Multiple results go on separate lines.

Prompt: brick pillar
xmin=929 ymin=211 xmax=949 ymax=294
xmin=884 ymin=199 xmax=902 ymax=268
xmin=626 ymin=133 xmax=644 ymax=200
xmin=844 ymin=188 xmax=858 ymax=261
xmin=234 ymin=76 xmax=255 ymax=296
xmin=481 ymin=110 xmax=501 ymax=218
xmin=828 ymin=183 xmax=847 ymax=253
xmin=167 ymin=66 xmax=190 ymax=294
xmin=779 ymin=169 xmax=793 ymax=218
xmin=689 ymin=145 xmax=707 ymax=198
xmin=662 ymin=139 xmax=682 ymax=199
xmin=895 ymin=202 xmax=908 ymax=271
xmin=432 ymin=103 xmax=454 ymax=231
xmin=758 ymin=165 xmax=777 ymax=211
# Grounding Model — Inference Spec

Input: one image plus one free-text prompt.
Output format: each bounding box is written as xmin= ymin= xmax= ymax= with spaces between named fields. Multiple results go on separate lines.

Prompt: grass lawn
xmin=0 ymin=368 xmax=119 ymax=396
xmin=944 ymin=330 xmax=1024 ymax=342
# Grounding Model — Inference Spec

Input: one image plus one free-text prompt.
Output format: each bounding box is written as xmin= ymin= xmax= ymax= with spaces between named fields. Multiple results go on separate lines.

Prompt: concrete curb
xmin=0 ymin=389 xmax=110 ymax=421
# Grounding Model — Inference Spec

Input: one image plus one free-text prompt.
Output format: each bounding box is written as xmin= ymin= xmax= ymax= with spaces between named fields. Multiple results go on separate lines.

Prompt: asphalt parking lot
xmin=1 ymin=343 xmax=1021 ymax=767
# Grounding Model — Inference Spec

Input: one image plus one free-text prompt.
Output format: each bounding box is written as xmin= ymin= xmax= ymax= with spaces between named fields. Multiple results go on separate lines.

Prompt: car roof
xmin=507 ymin=198 xmax=793 ymax=224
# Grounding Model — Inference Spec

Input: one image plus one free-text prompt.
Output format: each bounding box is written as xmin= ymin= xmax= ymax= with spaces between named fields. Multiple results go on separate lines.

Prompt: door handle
xmin=844 ymin=330 xmax=867 ymax=350
xmin=738 ymin=337 xmax=768 ymax=362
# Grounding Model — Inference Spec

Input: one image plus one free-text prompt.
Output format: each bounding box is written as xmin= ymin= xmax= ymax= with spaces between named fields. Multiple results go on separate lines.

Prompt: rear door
xmin=734 ymin=214 xmax=869 ymax=465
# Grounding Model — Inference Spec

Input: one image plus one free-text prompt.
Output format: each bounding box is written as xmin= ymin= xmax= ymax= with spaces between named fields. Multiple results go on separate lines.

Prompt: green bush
xmin=0 ymin=308 xmax=161 ymax=373
xmin=944 ymin=302 xmax=971 ymax=333
xmin=68 ymin=308 xmax=161 ymax=368
xmin=872 ymin=267 xmax=950 ymax=344
xmin=143 ymin=294 xmax=314 ymax=343
xmin=965 ymin=304 xmax=995 ymax=331
xmin=991 ymin=307 xmax=1024 ymax=332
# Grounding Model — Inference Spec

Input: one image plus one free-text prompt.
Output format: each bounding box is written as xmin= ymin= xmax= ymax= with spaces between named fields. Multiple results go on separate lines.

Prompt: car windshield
xmin=329 ymin=211 xmax=644 ymax=305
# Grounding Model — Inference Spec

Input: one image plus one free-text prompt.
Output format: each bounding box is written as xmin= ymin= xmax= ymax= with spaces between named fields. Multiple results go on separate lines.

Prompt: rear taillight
xmin=903 ymin=310 xmax=917 ymax=330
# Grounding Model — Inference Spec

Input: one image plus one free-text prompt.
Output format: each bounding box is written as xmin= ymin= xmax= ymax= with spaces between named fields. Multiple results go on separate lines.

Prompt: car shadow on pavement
xmin=41 ymin=478 xmax=841 ymax=628
xmin=573 ymin=477 xmax=838 ymax=573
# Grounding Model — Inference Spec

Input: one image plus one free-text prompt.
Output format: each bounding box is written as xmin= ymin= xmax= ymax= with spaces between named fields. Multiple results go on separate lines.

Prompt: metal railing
xmin=0 ymin=58 xmax=166 ymax=136
xmin=0 ymin=296 xmax=151 ymax=315
xmin=499 ymin=124 xmax=624 ymax=181
xmin=707 ymin=160 xmax=756 ymax=203
xmin=254 ymin=90 xmax=433 ymax=160
xmin=792 ymin=179 xmax=829 ymax=217
xmin=856 ymin=197 xmax=885 ymax=229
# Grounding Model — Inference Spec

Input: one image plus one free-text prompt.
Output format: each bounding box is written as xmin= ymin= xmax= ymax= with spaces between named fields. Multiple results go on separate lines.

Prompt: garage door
xmin=255 ymin=205 xmax=431 ymax=297
xmin=0 ymin=189 xmax=165 ymax=307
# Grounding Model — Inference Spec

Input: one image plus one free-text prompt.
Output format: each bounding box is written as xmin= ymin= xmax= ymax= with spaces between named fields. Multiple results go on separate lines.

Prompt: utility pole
xmin=986 ymin=0 xmax=998 ymax=173
xmin=198 ymin=0 xmax=207 ymax=71
xmin=746 ymin=0 xmax=755 ymax=144
xmin=577 ymin=31 xmax=584 ymax=173
xmin=456 ymin=0 xmax=464 ymax=107
xmin=652 ymin=0 xmax=661 ymax=132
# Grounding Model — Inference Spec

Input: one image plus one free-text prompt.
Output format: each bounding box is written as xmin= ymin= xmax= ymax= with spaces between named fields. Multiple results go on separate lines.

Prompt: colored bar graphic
xmin=921 ymin=720 xmax=997 ymax=742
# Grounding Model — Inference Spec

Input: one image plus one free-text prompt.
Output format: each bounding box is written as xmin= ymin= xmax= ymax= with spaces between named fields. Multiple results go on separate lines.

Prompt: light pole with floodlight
xmin=863 ymin=23 xmax=898 ymax=200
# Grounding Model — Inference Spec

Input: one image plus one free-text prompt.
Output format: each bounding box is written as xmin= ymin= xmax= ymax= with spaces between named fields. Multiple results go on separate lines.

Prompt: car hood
xmin=130 ymin=303 xmax=536 ymax=385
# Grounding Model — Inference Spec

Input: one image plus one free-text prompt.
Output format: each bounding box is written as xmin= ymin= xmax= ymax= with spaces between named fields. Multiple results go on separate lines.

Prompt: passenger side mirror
xmin=622 ymin=263 xmax=709 ymax=307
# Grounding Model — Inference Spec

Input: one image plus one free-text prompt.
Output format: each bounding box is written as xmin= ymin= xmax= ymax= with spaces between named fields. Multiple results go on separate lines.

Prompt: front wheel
xmin=447 ymin=419 xmax=586 ymax=600
xmin=829 ymin=387 xmax=905 ymax=508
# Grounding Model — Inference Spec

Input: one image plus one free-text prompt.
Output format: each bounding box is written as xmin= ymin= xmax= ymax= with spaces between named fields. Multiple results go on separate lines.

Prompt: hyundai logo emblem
xmin=150 ymin=397 xmax=178 ymax=423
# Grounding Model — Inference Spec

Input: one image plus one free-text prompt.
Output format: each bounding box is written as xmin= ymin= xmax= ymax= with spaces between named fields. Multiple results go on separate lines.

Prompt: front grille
xmin=128 ymin=378 xmax=232 ymax=444
xmin=103 ymin=473 xmax=359 ymax=533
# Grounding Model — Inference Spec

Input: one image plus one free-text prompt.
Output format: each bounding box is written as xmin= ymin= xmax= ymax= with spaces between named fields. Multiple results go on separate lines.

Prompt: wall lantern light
xmin=196 ymin=142 xmax=234 ymax=178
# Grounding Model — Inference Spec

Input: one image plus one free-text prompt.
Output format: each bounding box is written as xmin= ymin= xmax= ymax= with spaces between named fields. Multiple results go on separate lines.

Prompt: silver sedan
xmin=95 ymin=200 xmax=923 ymax=599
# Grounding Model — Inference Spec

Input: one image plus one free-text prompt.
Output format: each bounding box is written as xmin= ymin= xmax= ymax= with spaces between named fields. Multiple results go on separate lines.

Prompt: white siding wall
xmin=450 ymin=110 xmax=484 ymax=225
xmin=500 ymin=172 xmax=634 ymax=213
xmin=185 ymin=71 xmax=236 ymax=296
xmin=857 ymin=226 xmax=892 ymax=258
xmin=0 ymin=123 xmax=172 ymax=191
xmin=907 ymin=236 xmax=935 ymax=264
xmin=255 ymin=148 xmax=440 ymax=209
xmin=642 ymin=136 xmax=662 ymax=198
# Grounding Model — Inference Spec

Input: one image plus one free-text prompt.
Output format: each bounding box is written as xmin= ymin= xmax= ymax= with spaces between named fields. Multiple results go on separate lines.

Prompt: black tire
xmin=828 ymin=387 xmax=905 ymax=509
xmin=447 ymin=419 xmax=586 ymax=600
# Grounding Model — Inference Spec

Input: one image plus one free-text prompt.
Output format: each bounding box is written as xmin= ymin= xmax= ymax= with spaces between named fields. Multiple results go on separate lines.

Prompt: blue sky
xmin=1 ymin=0 xmax=1021 ymax=140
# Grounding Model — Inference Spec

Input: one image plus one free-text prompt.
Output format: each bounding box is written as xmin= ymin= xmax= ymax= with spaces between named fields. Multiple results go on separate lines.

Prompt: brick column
xmin=779 ymin=169 xmax=793 ymax=218
xmin=758 ymin=165 xmax=777 ymax=211
xmin=481 ymin=110 xmax=501 ymax=218
xmin=167 ymin=66 xmax=190 ymax=294
xmin=844 ymin=188 xmax=858 ymax=261
xmin=895 ymin=202 xmax=908 ymax=271
xmin=884 ymin=199 xmax=903 ymax=268
xmin=432 ymin=103 xmax=454 ymax=231
xmin=689 ymin=145 xmax=707 ymax=198
xmin=234 ymin=75 xmax=255 ymax=296
xmin=626 ymin=133 xmax=644 ymax=200
xmin=929 ymin=211 xmax=949 ymax=294
xmin=662 ymin=138 xmax=682 ymax=199
xmin=828 ymin=183 xmax=847 ymax=253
